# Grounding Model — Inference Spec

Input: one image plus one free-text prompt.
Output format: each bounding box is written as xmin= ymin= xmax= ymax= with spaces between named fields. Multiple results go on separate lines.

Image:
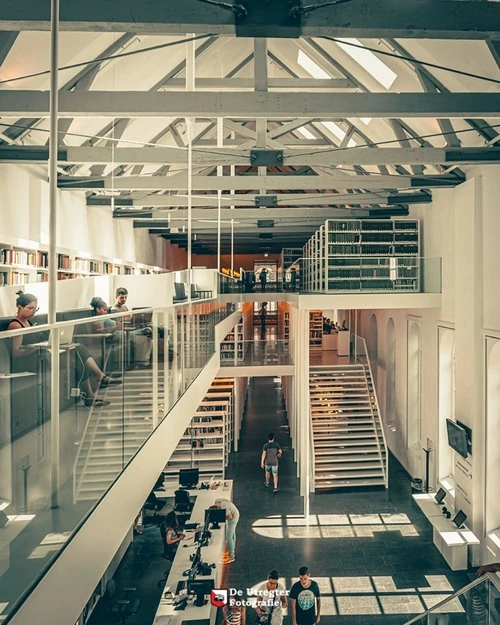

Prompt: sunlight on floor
xmin=252 ymin=513 xmax=419 ymax=539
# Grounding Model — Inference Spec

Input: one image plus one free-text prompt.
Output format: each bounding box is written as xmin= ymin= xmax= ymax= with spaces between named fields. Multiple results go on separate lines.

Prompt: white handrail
xmin=353 ymin=333 xmax=389 ymax=484
xmin=404 ymin=572 xmax=500 ymax=625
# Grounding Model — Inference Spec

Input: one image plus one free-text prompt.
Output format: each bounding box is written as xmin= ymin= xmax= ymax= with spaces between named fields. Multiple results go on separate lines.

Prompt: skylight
xmin=336 ymin=38 xmax=397 ymax=89
xmin=297 ymin=126 xmax=316 ymax=140
xmin=321 ymin=121 xmax=357 ymax=148
xmin=297 ymin=50 xmax=330 ymax=79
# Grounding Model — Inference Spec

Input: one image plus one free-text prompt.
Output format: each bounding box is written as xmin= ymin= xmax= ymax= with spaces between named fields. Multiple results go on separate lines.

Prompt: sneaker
xmin=264 ymin=482 xmax=270 ymax=487
xmin=273 ymin=489 xmax=278 ymax=493
xmin=226 ymin=557 xmax=235 ymax=563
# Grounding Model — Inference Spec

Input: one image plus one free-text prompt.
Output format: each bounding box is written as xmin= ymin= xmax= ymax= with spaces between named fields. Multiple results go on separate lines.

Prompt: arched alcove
xmin=385 ymin=318 xmax=396 ymax=426
xmin=438 ymin=328 xmax=455 ymax=480
xmin=368 ymin=314 xmax=378 ymax=386
xmin=407 ymin=321 xmax=421 ymax=448
xmin=486 ymin=338 xmax=500 ymax=532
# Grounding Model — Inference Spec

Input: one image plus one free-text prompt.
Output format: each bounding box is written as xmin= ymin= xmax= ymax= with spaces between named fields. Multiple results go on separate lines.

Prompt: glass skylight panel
xmin=336 ymin=38 xmax=397 ymax=89
xmin=297 ymin=126 xmax=316 ymax=140
xmin=322 ymin=121 xmax=357 ymax=147
xmin=297 ymin=50 xmax=330 ymax=79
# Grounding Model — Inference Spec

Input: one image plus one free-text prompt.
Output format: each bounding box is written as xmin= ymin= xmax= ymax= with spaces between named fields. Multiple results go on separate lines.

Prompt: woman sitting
xmin=160 ymin=511 xmax=186 ymax=560
xmin=8 ymin=291 xmax=120 ymax=408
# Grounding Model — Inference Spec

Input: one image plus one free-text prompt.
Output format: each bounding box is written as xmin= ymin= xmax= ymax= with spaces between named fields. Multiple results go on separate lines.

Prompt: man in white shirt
xmin=214 ymin=498 xmax=239 ymax=563
xmin=255 ymin=570 xmax=287 ymax=625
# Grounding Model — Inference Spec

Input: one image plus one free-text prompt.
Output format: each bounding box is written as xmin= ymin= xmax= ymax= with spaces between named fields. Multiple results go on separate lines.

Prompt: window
xmin=335 ymin=38 xmax=397 ymax=89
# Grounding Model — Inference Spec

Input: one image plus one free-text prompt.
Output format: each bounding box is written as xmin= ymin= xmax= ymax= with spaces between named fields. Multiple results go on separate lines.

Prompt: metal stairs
xmin=309 ymin=364 xmax=387 ymax=491
xmin=73 ymin=369 xmax=165 ymax=502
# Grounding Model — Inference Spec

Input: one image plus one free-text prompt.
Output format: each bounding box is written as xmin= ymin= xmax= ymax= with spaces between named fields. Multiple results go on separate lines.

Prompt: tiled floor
xmin=97 ymin=377 xmax=472 ymax=625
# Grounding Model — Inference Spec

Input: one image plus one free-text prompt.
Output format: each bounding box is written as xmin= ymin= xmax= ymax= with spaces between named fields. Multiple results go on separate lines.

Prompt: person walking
xmin=290 ymin=566 xmax=321 ymax=625
xmin=255 ymin=569 xmax=287 ymax=625
xmin=259 ymin=303 xmax=268 ymax=332
xmin=259 ymin=268 xmax=268 ymax=293
xmin=214 ymin=498 xmax=239 ymax=563
xmin=261 ymin=432 xmax=282 ymax=493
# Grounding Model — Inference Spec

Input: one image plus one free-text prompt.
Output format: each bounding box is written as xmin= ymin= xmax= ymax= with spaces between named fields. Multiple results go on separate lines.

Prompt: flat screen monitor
xmin=205 ymin=507 xmax=226 ymax=530
xmin=434 ymin=488 xmax=446 ymax=505
xmin=453 ymin=510 xmax=467 ymax=529
xmin=188 ymin=578 xmax=215 ymax=607
xmin=446 ymin=419 xmax=469 ymax=459
xmin=179 ymin=468 xmax=199 ymax=489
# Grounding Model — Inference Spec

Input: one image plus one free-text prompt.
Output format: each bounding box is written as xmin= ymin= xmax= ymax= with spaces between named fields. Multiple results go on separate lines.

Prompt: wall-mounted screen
xmin=446 ymin=419 xmax=469 ymax=459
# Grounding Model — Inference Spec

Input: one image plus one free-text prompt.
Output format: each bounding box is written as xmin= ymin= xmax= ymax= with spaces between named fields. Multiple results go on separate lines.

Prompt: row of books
xmin=0 ymin=249 xmax=48 ymax=267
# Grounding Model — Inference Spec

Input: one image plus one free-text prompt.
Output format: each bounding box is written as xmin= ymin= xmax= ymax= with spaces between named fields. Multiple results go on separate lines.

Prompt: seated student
xmin=8 ymin=291 xmax=120 ymax=408
xmin=89 ymin=296 xmax=117 ymax=333
xmin=160 ymin=511 xmax=186 ymax=559
xmin=111 ymin=287 xmax=153 ymax=368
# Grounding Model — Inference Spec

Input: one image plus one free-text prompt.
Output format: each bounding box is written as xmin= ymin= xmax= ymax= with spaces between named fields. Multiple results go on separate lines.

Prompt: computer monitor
xmin=434 ymin=488 xmax=446 ymax=505
xmin=452 ymin=510 xmax=467 ymax=529
xmin=179 ymin=468 xmax=199 ymax=489
xmin=188 ymin=546 xmax=202 ymax=580
xmin=188 ymin=578 xmax=215 ymax=607
xmin=205 ymin=507 xmax=226 ymax=530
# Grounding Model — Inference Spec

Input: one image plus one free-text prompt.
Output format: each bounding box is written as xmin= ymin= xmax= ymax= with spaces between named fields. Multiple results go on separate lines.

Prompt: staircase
xmin=309 ymin=364 xmax=387 ymax=490
xmin=73 ymin=369 xmax=165 ymax=502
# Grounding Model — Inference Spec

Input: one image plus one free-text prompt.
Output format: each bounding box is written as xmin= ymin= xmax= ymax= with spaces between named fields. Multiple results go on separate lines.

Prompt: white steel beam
xmin=4 ymin=145 xmax=499 ymax=167
xmin=1 ymin=0 xmax=500 ymax=39
xmin=60 ymin=173 xmax=456 ymax=191
xmin=2 ymin=91 xmax=500 ymax=118
xmin=91 ymin=190 xmax=426 ymax=208
xmin=160 ymin=78 xmax=355 ymax=90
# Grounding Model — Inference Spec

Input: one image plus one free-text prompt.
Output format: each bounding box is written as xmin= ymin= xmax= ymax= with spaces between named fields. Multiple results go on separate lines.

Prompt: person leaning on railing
xmin=477 ymin=562 xmax=500 ymax=577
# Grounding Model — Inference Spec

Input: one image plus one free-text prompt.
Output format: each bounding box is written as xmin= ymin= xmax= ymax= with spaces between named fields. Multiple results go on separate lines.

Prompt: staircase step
xmin=314 ymin=461 xmax=383 ymax=470
xmin=315 ymin=470 xmax=385 ymax=479
xmin=315 ymin=478 xmax=386 ymax=490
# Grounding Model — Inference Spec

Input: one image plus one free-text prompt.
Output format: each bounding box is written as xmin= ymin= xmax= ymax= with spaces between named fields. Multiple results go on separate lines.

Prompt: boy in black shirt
xmin=261 ymin=432 xmax=282 ymax=493
xmin=289 ymin=566 xmax=321 ymax=625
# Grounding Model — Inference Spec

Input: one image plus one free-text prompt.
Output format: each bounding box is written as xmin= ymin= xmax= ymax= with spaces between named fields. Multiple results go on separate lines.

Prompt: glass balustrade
xmin=219 ymin=339 xmax=294 ymax=367
xmin=0 ymin=297 xmax=230 ymax=622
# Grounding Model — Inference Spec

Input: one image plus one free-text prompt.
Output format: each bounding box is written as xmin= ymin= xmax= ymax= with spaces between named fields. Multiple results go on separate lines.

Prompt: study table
xmin=412 ymin=493 xmax=479 ymax=570
xmin=153 ymin=480 xmax=233 ymax=625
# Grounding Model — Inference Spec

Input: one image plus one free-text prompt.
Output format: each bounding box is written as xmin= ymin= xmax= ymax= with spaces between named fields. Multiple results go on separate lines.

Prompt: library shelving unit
xmin=0 ymin=238 xmax=162 ymax=287
xmin=164 ymin=399 xmax=229 ymax=484
xmin=309 ymin=311 xmax=323 ymax=350
xmin=220 ymin=316 xmax=245 ymax=364
xmin=279 ymin=247 xmax=302 ymax=288
xmin=303 ymin=219 xmax=421 ymax=293
xmin=278 ymin=301 xmax=291 ymax=342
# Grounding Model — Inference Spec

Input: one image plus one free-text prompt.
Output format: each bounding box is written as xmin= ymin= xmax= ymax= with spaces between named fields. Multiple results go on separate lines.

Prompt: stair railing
xmin=353 ymin=334 xmax=388 ymax=487
xmin=72 ymin=346 xmax=115 ymax=503
xmin=72 ymin=400 xmax=105 ymax=502
xmin=403 ymin=572 xmax=500 ymax=625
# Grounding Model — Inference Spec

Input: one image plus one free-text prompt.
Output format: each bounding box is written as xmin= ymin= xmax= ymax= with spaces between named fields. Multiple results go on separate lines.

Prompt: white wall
xmin=0 ymin=164 xmax=162 ymax=266
xmin=358 ymin=166 xmax=500 ymax=565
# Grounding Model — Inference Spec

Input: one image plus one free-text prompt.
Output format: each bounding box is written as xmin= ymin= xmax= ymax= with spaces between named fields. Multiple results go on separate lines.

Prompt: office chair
xmin=173 ymin=489 xmax=194 ymax=514
xmin=103 ymin=578 xmax=140 ymax=625
xmin=144 ymin=490 xmax=164 ymax=512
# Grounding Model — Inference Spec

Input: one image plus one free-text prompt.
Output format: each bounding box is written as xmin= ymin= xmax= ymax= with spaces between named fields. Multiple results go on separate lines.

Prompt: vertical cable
xmin=49 ymin=0 xmax=60 ymax=509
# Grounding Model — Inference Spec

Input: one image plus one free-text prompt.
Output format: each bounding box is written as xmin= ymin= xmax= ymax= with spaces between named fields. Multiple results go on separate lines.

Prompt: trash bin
xmin=411 ymin=478 xmax=423 ymax=494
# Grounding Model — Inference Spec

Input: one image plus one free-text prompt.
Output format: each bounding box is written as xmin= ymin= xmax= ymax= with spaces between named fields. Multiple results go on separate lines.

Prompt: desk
xmin=412 ymin=494 xmax=479 ymax=570
xmin=153 ymin=481 xmax=233 ymax=625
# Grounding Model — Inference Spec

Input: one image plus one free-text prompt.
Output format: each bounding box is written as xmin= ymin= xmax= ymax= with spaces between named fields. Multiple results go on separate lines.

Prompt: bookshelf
xmin=220 ymin=317 xmax=245 ymax=363
xmin=0 ymin=239 xmax=163 ymax=287
xmin=163 ymin=378 xmax=239 ymax=484
xmin=279 ymin=247 xmax=302 ymax=289
xmin=309 ymin=311 xmax=323 ymax=350
xmin=303 ymin=219 xmax=420 ymax=293
xmin=278 ymin=301 xmax=291 ymax=342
